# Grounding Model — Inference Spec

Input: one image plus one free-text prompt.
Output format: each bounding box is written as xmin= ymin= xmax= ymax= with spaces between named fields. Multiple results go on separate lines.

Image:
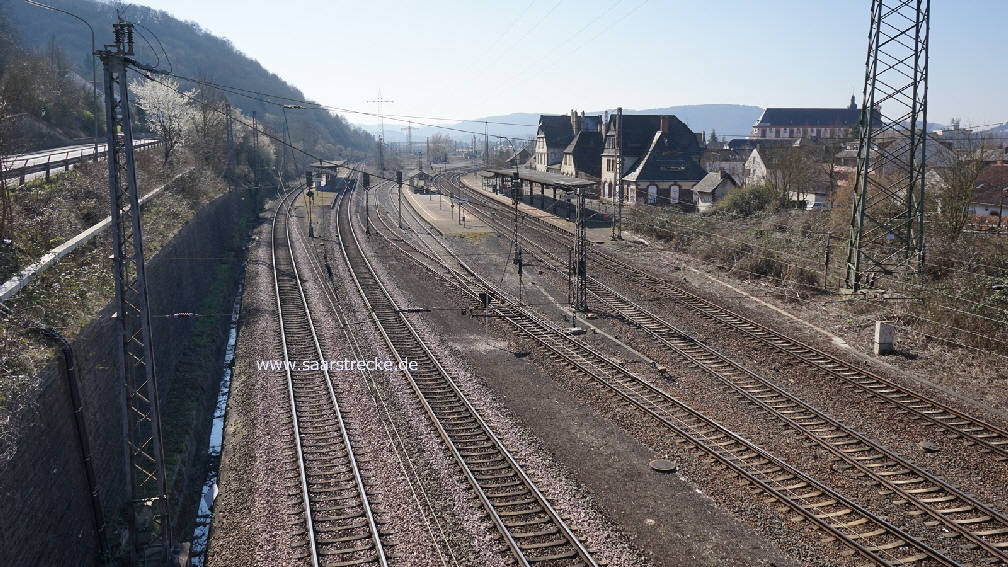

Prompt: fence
xmin=1 ymin=139 xmax=161 ymax=185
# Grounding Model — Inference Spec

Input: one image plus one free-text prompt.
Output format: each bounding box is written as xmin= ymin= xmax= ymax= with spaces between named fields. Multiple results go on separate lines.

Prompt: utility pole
xmin=224 ymin=102 xmax=235 ymax=192
xmin=845 ymin=0 xmax=930 ymax=292
xmin=252 ymin=112 xmax=261 ymax=192
xmin=364 ymin=172 xmax=371 ymax=235
xmin=402 ymin=121 xmax=414 ymax=156
xmin=484 ymin=121 xmax=489 ymax=169
xmin=574 ymin=188 xmax=588 ymax=311
xmin=369 ymin=90 xmax=393 ymax=173
xmin=397 ymin=171 xmax=403 ymax=229
xmin=512 ymin=171 xmax=523 ymax=302
xmin=612 ymin=107 xmax=623 ymax=240
xmin=306 ymin=171 xmax=315 ymax=238
xmin=98 ymin=21 xmax=172 ymax=564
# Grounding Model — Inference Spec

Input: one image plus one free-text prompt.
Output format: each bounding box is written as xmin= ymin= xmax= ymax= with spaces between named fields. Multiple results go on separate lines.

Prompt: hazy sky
xmin=122 ymin=0 xmax=1006 ymax=130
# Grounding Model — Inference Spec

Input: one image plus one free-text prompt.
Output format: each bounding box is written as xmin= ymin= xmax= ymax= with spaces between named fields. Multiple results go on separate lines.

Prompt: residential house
xmin=701 ymin=141 xmax=746 ymax=182
xmin=703 ymin=138 xmax=793 ymax=183
xmin=600 ymin=113 xmax=704 ymax=203
xmin=745 ymin=141 xmax=832 ymax=209
xmin=507 ymin=148 xmax=532 ymax=167
xmin=749 ymin=97 xmax=871 ymax=140
xmin=560 ymin=130 xmax=604 ymax=180
xmin=621 ymin=117 xmax=708 ymax=206
xmin=970 ymin=162 xmax=1008 ymax=227
xmin=693 ymin=171 xmax=739 ymax=212
xmin=534 ymin=110 xmax=602 ymax=172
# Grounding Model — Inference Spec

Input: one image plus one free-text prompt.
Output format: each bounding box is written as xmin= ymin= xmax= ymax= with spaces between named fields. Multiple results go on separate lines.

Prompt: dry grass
xmin=626 ymin=206 xmax=1008 ymax=361
xmin=0 ymin=147 xmax=228 ymax=467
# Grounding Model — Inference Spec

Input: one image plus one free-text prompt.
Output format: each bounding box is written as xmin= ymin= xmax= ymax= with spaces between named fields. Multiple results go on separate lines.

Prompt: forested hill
xmin=8 ymin=0 xmax=373 ymax=155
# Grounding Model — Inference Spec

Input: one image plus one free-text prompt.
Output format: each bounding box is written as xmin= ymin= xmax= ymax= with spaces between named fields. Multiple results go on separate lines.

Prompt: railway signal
xmin=363 ymin=172 xmax=371 ymax=235
xmin=305 ymin=171 xmax=315 ymax=237
xmin=396 ymin=171 xmax=403 ymax=229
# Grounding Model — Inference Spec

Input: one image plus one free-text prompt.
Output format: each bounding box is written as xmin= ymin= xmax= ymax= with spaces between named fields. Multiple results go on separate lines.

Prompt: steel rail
xmin=446 ymin=173 xmax=1008 ymax=462
xmin=590 ymin=282 xmax=1008 ymax=561
xmin=448 ymin=172 xmax=1008 ymax=559
xmin=383 ymin=173 xmax=960 ymax=567
xmin=271 ymin=188 xmax=387 ymax=567
xmin=339 ymin=181 xmax=597 ymax=567
xmin=300 ymin=181 xmax=460 ymax=567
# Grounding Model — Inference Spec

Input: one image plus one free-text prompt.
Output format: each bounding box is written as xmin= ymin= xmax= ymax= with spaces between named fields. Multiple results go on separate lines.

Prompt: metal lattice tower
xmin=845 ymin=0 xmax=930 ymax=292
xmin=99 ymin=22 xmax=172 ymax=564
xmin=369 ymin=91 xmax=393 ymax=172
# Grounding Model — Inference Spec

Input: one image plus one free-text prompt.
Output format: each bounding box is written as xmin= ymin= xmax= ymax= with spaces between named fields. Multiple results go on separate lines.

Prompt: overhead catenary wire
xmin=454 ymin=0 xmax=651 ymax=116
xmin=425 ymin=0 xmax=565 ymax=112
xmin=136 ymin=61 xmax=1008 ymax=358
xmin=163 ymin=72 xmax=537 ymax=129
xmin=413 ymin=0 xmax=541 ymax=111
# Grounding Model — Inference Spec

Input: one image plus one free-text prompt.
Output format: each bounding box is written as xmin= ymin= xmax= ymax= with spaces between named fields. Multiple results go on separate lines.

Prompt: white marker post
xmin=874 ymin=321 xmax=895 ymax=355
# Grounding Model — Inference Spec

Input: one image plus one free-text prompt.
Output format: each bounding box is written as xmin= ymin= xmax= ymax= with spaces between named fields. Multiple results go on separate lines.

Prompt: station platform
xmin=401 ymin=182 xmax=492 ymax=236
xmin=458 ymin=174 xmax=616 ymax=243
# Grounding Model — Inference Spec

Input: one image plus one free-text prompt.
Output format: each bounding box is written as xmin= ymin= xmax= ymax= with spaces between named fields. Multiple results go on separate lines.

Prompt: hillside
xmin=358 ymin=104 xmax=765 ymax=144
xmin=8 ymin=0 xmax=373 ymax=156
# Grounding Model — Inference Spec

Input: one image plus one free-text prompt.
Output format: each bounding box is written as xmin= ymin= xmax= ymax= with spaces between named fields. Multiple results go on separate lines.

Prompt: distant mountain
xmin=359 ymin=104 xmax=765 ymax=145
xmin=9 ymin=0 xmax=373 ymax=154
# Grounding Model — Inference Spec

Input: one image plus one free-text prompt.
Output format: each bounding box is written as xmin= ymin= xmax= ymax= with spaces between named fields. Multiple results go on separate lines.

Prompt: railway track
xmin=337 ymin=181 xmax=598 ymax=567
xmin=441 ymin=173 xmax=1008 ymax=563
xmin=271 ymin=188 xmax=388 ymax=567
xmin=299 ymin=180 xmax=465 ymax=567
xmin=447 ymin=173 xmax=1008 ymax=462
xmin=370 ymin=173 xmax=962 ymax=566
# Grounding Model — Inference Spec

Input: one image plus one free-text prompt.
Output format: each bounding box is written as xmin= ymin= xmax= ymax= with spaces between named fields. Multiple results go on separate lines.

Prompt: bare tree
xmin=760 ymin=144 xmax=829 ymax=207
xmin=188 ymin=73 xmax=227 ymax=170
xmin=427 ymin=132 xmax=453 ymax=164
xmin=931 ymin=132 xmax=995 ymax=242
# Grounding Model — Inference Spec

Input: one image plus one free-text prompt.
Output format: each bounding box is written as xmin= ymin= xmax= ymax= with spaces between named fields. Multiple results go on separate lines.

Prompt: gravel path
xmin=206 ymin=202 xmax=300 ymax=567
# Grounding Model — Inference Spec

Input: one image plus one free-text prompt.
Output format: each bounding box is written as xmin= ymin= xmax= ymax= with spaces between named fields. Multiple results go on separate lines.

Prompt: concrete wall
xmin=0 ymin=187 xmax=247 ymax=566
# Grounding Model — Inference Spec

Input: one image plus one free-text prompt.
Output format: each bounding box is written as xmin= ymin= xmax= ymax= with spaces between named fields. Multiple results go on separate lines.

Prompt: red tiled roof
xmin=974 ymin=163 xmax=1008 ymax=205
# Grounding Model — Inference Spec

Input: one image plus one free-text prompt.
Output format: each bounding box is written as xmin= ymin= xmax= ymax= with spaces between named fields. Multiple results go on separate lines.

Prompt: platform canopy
xmin=485 ymin=167 xmax=595 ymax=189
xmin=309 ymin=159 xmax=347 ymax=172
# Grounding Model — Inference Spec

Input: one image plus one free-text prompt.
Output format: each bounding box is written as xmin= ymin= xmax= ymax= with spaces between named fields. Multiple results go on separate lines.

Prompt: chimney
xmin=660 ymin=115 xmax=669 ymax=134
xmin=571 ymin=109 xmax=578 ymax=133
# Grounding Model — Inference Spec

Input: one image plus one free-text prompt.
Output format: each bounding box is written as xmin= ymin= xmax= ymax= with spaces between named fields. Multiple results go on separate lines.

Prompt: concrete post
xmin=874 ymin=321 xmax=895 ymax=355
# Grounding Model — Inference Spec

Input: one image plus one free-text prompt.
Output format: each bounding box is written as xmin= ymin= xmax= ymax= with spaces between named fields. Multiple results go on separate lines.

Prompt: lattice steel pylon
xmin=845 ymin=0 xmax=930 ymax=292
xmin=99 ymin=22 xmax=172 ymax=564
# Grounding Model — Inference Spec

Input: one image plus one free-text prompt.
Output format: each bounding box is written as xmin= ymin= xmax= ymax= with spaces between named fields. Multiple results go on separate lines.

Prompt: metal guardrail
xmin=0 ymin=167 xmax=192 ymax=302
xmin=1 ymin=139 xmax=161 ymax=185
